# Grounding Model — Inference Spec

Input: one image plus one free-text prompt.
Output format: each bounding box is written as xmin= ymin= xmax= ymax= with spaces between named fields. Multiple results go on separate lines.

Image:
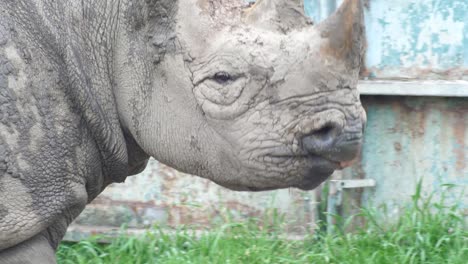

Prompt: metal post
xmin=326 ymin=179 xmax=376 ymax=234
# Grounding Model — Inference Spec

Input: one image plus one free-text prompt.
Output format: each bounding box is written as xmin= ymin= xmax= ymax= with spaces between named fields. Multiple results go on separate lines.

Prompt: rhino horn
xmin=243 ymin=0 xmax=311 ymax=31
xmin=317 ymin=0 xmax=365 ymax=69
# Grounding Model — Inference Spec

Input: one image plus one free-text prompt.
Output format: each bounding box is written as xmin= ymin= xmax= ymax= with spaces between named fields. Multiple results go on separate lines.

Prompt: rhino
xmin=0 ymin=0 xmax=366 ymax=262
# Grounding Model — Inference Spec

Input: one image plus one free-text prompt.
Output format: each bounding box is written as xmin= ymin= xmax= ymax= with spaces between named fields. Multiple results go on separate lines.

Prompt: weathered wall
xmin=304 ymin=0 xmax=467 ymax=222
xmin=339 ymin=96 xmax=467 ymax=223
xmin=305 ymin=0 xmax=468 ymax=80
xmin=67 ymin=161 xmax=319 ymax=240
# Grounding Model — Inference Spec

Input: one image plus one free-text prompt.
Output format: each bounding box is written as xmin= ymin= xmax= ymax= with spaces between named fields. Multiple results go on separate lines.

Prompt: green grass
xmin=57 ymin=184 xmax=467 ymax=264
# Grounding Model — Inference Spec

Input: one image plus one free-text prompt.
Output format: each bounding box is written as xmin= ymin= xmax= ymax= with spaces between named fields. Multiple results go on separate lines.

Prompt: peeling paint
xmin=305 ymin=0 xmax=468 ymax=80
xmin=348 ymin=96 xmax=468 ymax=221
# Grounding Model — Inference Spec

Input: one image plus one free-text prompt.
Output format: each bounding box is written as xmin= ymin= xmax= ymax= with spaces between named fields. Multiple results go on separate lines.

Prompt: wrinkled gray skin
xmin=0 ymin=0 xmax=366 ymax=262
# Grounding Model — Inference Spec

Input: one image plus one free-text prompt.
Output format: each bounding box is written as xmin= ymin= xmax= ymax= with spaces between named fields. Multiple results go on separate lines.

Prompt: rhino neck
xmin=112 ymin=0 xmax=180 ymax=153
xmin=63 ymin=0 xmax=155 ymax=184
xmin=65 ymin=1 xmax=131 ymax=184
xmin=5 ymin=0 xmax=136 ymax=185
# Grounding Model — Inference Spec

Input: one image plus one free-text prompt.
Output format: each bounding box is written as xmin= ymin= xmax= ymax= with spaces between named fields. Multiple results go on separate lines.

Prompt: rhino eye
xmin=212 ymin=72 xmax=234 ymax=84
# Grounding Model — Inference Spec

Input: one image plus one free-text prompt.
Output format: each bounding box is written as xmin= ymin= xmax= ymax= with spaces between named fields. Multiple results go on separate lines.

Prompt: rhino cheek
xmin=117 ymin=0 xmax=365 ymax=191
xmin=116 ymin=54 xmax=224 ymax=183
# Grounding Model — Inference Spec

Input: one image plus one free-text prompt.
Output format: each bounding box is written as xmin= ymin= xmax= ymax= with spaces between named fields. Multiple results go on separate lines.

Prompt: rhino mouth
xmin=268 ymin=154 xmax=340 ymax=190
xmin=230 ymin=154 xmax=336 ymax=192
xmin=251 ymin=139 xmax=362 ymax=191
xmin=296 ymin=158 xmax=339 ymax=190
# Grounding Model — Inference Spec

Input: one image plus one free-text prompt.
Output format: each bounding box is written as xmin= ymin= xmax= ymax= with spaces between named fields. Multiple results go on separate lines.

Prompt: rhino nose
xmin=301 ymin=121 xmax=342 ymax=156
xmin=301 ymin=117 xmax=364 ymax=164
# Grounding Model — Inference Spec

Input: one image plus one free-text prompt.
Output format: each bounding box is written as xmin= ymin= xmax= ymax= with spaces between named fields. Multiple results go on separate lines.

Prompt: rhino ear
xmin=243 ymin=0 xmax=312 ymax=31
xmin=317 ymin=0 xmax=365 ymax=69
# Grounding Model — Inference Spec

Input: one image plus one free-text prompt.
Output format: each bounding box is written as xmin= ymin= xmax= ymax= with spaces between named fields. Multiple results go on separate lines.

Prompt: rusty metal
xmin=326 ymin=179 xmax=376 ymax=234
xmin=338 ymin=96 xmax=468 ymax=226
xmin=330 ymin=179 xmax=376 ymax=190
xmin=306 ymin=0 xmax=468 ymax=81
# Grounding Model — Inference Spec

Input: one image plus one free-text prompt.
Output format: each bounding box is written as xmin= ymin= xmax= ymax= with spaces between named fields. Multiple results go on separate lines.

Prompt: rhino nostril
xmin=301 ymin=122 xmax=341 ymax=154
xmin=314 ymin=124 xmax=335 ymax=139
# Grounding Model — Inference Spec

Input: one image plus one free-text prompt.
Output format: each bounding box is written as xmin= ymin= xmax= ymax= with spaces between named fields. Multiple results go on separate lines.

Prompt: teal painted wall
xmin=305 ymin=0 xmax=467 ymax=221
xmin=346 ymin=97 xmax=467 ymax=216
xmin=305 ymin=0 xmax=468 ymax=80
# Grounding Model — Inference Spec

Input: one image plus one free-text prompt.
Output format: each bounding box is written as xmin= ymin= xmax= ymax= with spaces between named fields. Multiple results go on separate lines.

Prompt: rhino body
xmin=0 ymin=0 xmax=366 ymax=262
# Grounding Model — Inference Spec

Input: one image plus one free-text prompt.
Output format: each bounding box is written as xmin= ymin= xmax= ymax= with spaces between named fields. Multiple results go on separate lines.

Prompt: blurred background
xmin=66 ymin=0 xmax=467 ymax=241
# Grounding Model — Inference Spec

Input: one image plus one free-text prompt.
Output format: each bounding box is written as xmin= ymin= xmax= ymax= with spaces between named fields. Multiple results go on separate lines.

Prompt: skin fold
xmin=0 ymin=0 xmax=366 ymax=262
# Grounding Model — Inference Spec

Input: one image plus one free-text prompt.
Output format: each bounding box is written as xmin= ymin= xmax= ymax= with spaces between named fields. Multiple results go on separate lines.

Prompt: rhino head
xmin=114 ymin=0 xmax=366 ymax=191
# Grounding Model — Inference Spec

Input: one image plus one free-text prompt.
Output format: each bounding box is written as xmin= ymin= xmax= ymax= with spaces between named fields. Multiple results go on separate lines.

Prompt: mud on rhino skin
xmin=0 ymin=0 xmax=366 ymax=262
